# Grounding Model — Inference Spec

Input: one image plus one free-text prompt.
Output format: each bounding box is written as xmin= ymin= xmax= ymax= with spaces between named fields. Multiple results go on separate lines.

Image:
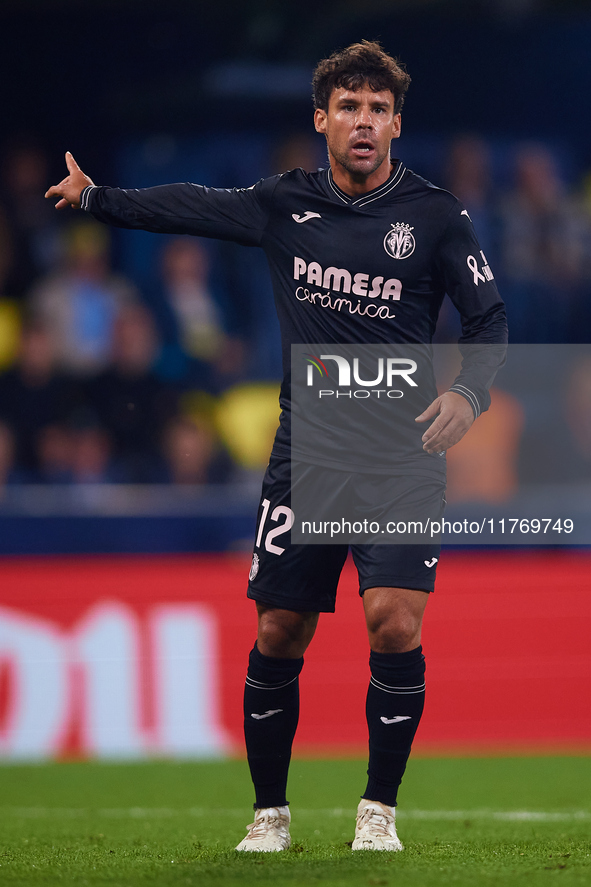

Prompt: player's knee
xmin=366 ymin=607 xmax=421 ymax=653
xmin=256 ymin=607 xmax=318 ymax=658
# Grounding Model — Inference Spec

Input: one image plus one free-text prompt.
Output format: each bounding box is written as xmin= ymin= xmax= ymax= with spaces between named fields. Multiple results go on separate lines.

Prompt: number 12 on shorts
xmin=255 ymin=498 xmax=295 ymax=555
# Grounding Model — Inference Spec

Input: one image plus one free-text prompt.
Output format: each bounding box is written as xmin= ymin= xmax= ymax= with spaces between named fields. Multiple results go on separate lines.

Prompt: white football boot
xmin=351 ymin=798 xmax=404 ymax=851
xmin=235 ymin=805 xmax=291 ymax=852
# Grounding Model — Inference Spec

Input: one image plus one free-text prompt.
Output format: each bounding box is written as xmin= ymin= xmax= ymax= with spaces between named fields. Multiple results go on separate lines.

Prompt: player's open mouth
xmin=351 ymin=141 xmax=375 ymax=157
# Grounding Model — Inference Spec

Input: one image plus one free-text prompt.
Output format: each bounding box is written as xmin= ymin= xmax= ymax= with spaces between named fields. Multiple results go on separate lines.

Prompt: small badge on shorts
xmin=249 ymin=553 xmax=260 ymax=581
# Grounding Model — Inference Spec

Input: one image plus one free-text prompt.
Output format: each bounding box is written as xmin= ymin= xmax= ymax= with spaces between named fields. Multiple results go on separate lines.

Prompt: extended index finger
xmin=65 ymin=151 xmax=80 ymax=173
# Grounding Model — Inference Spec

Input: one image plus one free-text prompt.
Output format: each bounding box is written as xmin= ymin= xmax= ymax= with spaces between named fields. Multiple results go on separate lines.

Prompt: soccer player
xmin=46 ymin=41 xmax=507 ymax=852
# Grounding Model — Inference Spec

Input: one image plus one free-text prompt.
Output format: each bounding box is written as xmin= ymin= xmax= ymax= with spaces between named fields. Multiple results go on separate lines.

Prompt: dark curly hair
xmin=312 ymin=40 xmax=411 ymax=115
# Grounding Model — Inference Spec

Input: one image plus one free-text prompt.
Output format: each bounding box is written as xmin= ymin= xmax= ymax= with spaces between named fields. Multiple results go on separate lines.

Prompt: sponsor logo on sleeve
xmin=467 ymin=251 xmax=494 ymax=285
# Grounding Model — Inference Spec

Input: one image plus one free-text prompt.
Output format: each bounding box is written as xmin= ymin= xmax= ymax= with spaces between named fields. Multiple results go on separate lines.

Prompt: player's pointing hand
xmin=44 ymin=152 xmax=95 ymax=210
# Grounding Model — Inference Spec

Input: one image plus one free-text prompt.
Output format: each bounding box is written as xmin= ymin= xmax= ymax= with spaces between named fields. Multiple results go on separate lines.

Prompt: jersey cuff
xmin=448 ymin=384 xmax=481 ymax=418
xmin=80 ymin=185 xmax=98 ymax=211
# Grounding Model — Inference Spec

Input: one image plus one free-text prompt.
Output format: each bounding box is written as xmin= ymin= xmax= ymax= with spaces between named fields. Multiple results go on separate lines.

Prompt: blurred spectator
xmin=497 ymin=144 xmax=591 ymax=342
xmin=150 ymin=237 xmax=246 ymax=387
xmin=27 ymin=219 xmax=138 ymax=374
xmin=0 ymin=421 xmax=26 ymax=488
xmin=161 ymin=238 xmax=225 ymax=362
xmin=37 ymin=424 xmax=74 ymax=484
xmin=215 ymin=382 xmax=281 ymax=474
xmin=161 ymin=415 xmax=231 ymax=484
xmin=69 ymin=423 xmax=116 ymax=484
xmin=519 ymin=352 xmax=591 ymax=484
xmin=0 ymin=318 xmax=81 ymax=474
xmin=0 ymin=141 xmax=64 ymax=297
xmin=271 ymin=132 xmax=324 ymax=175
xmin=0 ymin=299 xmax=21 ymax=373
xmin=84 ymin=303 xmax=179 ymax=482
xmin=213 ymin=239 xmax=281 ymax=381
xmin=0 ymin=208 xmax=21 ymax=371
xmin=0 ymin=205 xmax=13 ymax=295
xmin=445 ymin=135 xmax=495 ymax=254
xmin=36 ymin=419 xmax=118 ymax=485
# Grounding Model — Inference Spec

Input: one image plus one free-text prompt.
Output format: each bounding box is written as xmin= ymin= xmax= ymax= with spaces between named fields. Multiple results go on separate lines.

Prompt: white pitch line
xmin=1 ymin=807 xmax=590 ymax=822
xmin=400 ymin=810 xmax=591 ymax=822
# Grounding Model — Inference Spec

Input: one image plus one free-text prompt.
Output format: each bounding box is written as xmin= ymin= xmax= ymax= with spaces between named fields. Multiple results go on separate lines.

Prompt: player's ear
xmin=314 ymin=108 xmax=327 ymax=134
xmin=391 ymin=113 xmax=402 ymax=140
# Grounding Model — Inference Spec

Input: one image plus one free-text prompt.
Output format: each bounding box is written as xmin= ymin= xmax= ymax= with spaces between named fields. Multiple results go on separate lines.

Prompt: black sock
xmin=243 ymin=643 xmax=304 ymax=809
xmin=363 ymin=646 xmax=426 ymax=807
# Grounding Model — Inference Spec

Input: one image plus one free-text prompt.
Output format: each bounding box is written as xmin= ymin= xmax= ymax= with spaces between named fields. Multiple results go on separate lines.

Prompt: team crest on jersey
xmin=384 ymin=223 xmax=415 ymax=260
xmin=249 ymin=553 xmax=260 ymax=581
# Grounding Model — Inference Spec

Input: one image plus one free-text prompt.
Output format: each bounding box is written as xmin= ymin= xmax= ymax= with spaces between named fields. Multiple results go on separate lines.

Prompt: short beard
xmin=328 ymin=145 xmax=390 ymax=182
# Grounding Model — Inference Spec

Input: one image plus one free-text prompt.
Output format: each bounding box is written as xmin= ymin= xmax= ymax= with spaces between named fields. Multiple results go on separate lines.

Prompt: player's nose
xmin=355 ymin=107 xmax=373 ymax=128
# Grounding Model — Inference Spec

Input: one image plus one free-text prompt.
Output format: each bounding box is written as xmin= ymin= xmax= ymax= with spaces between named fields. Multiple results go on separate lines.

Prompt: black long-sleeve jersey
xmin=82 ymin=161 xmax=507 ymax=477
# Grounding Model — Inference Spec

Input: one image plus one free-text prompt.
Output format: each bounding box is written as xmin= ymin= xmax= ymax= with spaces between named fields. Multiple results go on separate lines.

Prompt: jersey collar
xmin=327 ymin=159 xmax=406 ymax=208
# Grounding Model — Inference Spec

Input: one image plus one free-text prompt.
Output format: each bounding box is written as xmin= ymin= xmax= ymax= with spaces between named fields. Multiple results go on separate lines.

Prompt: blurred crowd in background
xmin=0 ymin=131 xmax=590 ymax=500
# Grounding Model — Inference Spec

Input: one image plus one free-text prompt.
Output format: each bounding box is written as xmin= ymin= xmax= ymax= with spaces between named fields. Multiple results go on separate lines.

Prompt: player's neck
xmin=330 ymin=157 xmax=395 ymax=197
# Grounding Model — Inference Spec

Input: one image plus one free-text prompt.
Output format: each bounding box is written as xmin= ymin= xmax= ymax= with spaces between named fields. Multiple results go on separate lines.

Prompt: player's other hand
xmin=44 ymin=152 xmax=95 ymax=209
xmin=415 ymin=391 xmax=474 ymax=454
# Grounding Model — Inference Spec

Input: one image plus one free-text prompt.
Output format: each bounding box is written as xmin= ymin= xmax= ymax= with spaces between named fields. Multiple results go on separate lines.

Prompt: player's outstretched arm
xmin=415 ymin=391 xmax=474 ymax=454
xmin=45 ymin=152 xmax=95 ymax=210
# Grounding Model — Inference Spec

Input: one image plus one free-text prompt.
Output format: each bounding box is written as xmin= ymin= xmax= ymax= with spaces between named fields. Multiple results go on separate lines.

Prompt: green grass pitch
xmin=1 ymin=756 xmax=590 ymax=886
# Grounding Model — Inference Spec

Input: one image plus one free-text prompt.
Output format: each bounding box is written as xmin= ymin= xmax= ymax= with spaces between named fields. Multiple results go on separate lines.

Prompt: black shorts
xmin=247 ymin=455 xmax=445 ymax=613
